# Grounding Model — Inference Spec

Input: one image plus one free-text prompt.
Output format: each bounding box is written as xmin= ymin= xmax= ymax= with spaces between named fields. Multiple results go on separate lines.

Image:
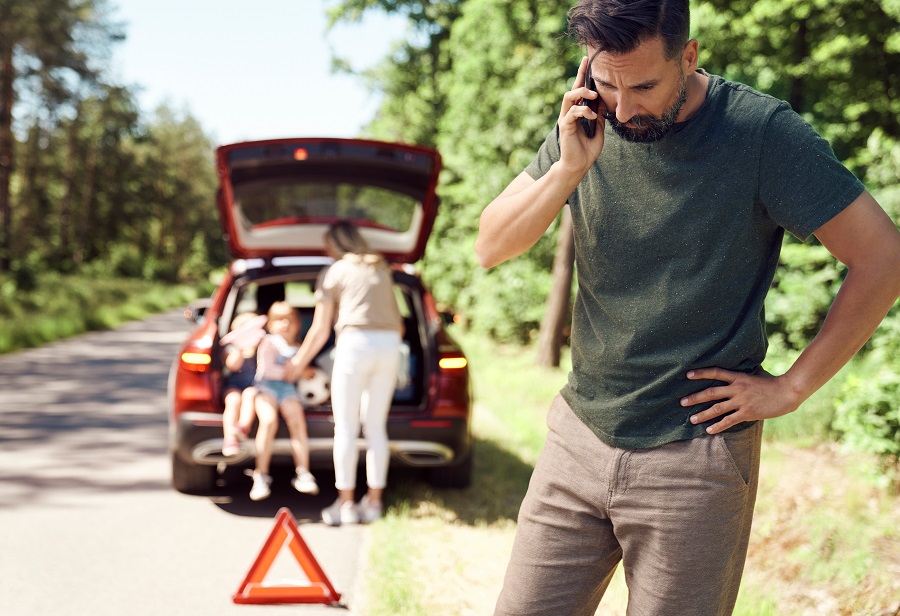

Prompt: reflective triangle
xmin=232 ymin=507 xmax=342 ymax=605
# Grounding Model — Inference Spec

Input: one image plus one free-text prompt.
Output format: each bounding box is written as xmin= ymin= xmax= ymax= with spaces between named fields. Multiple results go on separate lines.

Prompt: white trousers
xmin=330 ymin=329 xmax=401 ymax=491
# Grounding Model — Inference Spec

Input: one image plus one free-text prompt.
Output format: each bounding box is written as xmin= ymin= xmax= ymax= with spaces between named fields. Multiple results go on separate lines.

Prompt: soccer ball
xmin=298 ymin=367 xmax=331 ymax=406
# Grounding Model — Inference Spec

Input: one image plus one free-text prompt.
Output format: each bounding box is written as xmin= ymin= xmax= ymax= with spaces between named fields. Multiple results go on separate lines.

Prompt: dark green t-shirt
xmin=525 ymin=73 xmax=865 ymax=448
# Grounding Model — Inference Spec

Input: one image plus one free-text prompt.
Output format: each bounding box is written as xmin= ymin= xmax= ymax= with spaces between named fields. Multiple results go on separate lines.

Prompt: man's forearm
xmin=476 ymin=163 xmax=584 ymax=268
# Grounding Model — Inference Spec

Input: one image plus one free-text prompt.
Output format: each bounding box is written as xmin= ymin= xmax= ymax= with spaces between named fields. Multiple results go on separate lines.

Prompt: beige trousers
xmin=495 ymin=395 xmax=763 ymax=616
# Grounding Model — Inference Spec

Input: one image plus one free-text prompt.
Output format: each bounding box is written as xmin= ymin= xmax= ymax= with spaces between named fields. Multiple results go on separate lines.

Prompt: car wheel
xmin=428 ymin=451 xmax=473 ymax=489
xmin=171 ymin=452 xmax=216 ymax=494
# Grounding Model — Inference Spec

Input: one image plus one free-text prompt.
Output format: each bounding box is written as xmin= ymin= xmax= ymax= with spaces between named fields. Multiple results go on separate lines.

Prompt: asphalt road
xmin=0 ymin=310 xmax=366 ymax=615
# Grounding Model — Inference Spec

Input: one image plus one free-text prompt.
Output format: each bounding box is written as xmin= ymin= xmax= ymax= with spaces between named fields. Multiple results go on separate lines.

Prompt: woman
xmin=286 ymin=221 xmax=403 ymax=525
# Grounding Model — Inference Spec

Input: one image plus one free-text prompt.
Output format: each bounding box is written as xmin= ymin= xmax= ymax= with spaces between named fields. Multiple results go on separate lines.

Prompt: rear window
xmin=235 ymin=180 xmax=419 ymax=233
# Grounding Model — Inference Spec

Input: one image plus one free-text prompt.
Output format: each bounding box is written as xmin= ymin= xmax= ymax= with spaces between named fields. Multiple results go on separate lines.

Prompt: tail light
xmin=173 ymin=333 xmax=218 ymax=416
xmin=179 ymin=336 xmax=214 ymax=373
xmin=180 ymin=352 xmax=211 ymax=372
xmin=438 ymin=356 xmax=468 ymax=371
xmin=433 ymin=348 xmax=470 ymax=419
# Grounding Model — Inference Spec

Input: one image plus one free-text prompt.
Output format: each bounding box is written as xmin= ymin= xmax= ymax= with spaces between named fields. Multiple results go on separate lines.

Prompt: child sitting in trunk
xmin=220 ymin=312 xmax=265 ymax=457
xmin=245 ymin=301 xmax=319 ymax=501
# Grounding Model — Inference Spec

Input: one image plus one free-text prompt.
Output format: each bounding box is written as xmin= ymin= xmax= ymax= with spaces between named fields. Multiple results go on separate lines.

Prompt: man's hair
xmin=567 ymin=0 xmax=690 ymax=59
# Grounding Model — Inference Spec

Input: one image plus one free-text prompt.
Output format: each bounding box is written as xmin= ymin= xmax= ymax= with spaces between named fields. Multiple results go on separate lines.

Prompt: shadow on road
xmin=200 ymin=434 xmax=536 ymax=527
xmin=207 ymin=466 xmax=344 ymax=523
xmin=194 ymin=432 xmax=536 ymax=526
xmin=0 ymin=311 xmax=191 ymax=509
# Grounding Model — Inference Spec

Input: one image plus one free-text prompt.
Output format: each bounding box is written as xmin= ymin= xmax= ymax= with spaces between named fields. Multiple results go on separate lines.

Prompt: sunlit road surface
xmin=0 ymin=310 xmax=364 ymax=615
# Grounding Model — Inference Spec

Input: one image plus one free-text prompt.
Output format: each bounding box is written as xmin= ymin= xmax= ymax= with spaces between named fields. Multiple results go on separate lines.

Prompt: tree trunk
xmin=0 ymin=44 xmax=15 ymax=271
xmin=74 ymin=143 xmax=97 ymax=264
xmin=19 ymin=124 xmax=43 ymax=250
xmin=60 ymin=106 xmax=83 ymax=260
xmin=788 ymin=18 xmax=809 ymax=113
xmin=536 ymin=206 xmax=575 ymax=367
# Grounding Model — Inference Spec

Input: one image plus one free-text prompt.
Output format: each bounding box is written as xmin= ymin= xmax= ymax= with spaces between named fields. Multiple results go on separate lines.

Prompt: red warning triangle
xmin=232 ymin=507 xmax=342 ymax=605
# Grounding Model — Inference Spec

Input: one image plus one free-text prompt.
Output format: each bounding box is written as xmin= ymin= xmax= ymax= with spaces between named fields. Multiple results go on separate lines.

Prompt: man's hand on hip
xmin=681 ymin=367 xmax=803 ymax=434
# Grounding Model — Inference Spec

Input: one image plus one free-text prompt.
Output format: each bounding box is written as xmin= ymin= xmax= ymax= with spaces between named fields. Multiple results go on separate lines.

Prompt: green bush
xmin=832 ymin=308 xmax=900 ymax=486
xmin=833 ymin=369 xmax=900 ymax=484
xmin=0 ymin=271 xmax=204 ymax=355
xmin=107 ymin=243 xmax=145 ymax=278
xmin=10 ymin=251 xmax=48 ymax=293
xmin=178 ymin=233 xmax=216 ymax=283
xmin=765 ymin=242 xmax=844 ymax=351
xmin=142 ymin=256 xmax=180 ymax=283
xmin=464 ymin=258 xmax=554 ymax=343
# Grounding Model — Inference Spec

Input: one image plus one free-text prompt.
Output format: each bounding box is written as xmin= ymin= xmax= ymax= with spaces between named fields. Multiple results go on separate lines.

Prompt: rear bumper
xmin=172 ymin=411 xmax=471 ymax=469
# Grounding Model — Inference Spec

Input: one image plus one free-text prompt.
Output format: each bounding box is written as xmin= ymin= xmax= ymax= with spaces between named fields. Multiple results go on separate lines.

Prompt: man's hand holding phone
xmin=558 ymin=54 xmax=606 ymax=176
xmin=580 ymin=58 xmax=602 ymax=138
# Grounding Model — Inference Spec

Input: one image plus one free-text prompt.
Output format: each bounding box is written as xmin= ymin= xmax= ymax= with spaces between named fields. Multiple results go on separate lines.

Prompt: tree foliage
xmin=7 ymin=100 xmax=221 ymax=284
xmin=693 ymin=0 xmax=900 ymax=172
xmin=0 ymin=0 xmax=125 ymax=270
xmin=329 ymin=0 xmax=464 ymax=147
xmin=0 ymin=0 xmax=223 ymax=284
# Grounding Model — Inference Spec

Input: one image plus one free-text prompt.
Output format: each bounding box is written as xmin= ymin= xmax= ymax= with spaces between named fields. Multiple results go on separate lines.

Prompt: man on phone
xmin=476 ymin=1 xmax=900 ymax=614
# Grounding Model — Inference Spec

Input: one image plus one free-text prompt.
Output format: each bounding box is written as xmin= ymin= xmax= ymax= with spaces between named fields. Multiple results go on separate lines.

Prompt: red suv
xmin=167 ymin=138 xmax=472 ymax=494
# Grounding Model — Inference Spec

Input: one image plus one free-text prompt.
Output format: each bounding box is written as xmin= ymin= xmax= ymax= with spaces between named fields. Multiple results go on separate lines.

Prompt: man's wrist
xmin=778 ymin=369 xmax=814 ymax=409
xmin=549 ymin=159 xmax=590 ymax=187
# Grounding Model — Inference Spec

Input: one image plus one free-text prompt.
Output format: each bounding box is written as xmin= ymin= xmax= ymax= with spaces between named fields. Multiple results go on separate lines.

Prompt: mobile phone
xmin=580 ymin=61 xmax=600 ymax=138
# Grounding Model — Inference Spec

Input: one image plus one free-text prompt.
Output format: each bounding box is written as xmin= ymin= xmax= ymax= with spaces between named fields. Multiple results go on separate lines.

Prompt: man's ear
xmin=682 ymin=39 xmax=699 ymax=74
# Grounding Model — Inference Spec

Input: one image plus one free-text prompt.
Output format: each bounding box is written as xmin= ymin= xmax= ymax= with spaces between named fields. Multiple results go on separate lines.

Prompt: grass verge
xmin=361 ymin=329 xmax=900 ymax=615
xmin=0 ymin=271 xmax=207 ymax=354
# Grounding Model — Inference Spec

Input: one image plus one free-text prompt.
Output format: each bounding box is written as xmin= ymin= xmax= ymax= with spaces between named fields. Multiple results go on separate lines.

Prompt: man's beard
xmin=608 ymin=75 xmax=688 ymax=143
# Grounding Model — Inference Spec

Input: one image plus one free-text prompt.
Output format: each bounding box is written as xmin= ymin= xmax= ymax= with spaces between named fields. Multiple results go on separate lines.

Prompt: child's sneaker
xmin=246 ymin=470 xmax=272 ymax=501
xmin=358 ymin=495 xmax=383 ymax=523
xmin=222 ymin=437 xmax=240 ymax=457
xmin=321 ymin=498 xmax=359 ymax=526
xmin=291 ymin=467 xmax=319 ymax=495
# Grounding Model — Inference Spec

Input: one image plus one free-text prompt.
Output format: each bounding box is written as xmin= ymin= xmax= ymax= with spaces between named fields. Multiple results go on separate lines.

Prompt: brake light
xmin=434 ymin=350 xmax=471 ymax=419
xmin=293 ymin=148 xmax=308 ymax=161
xmin=180 ymin=352 xmax=212 ymax=372
xmin=439 ymin=356 xmax=468 ymax=370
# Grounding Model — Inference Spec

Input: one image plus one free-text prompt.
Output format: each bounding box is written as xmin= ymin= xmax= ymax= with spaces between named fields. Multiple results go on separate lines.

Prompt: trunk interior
xmin=214 ymin=266 xmax=429 ymax=414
